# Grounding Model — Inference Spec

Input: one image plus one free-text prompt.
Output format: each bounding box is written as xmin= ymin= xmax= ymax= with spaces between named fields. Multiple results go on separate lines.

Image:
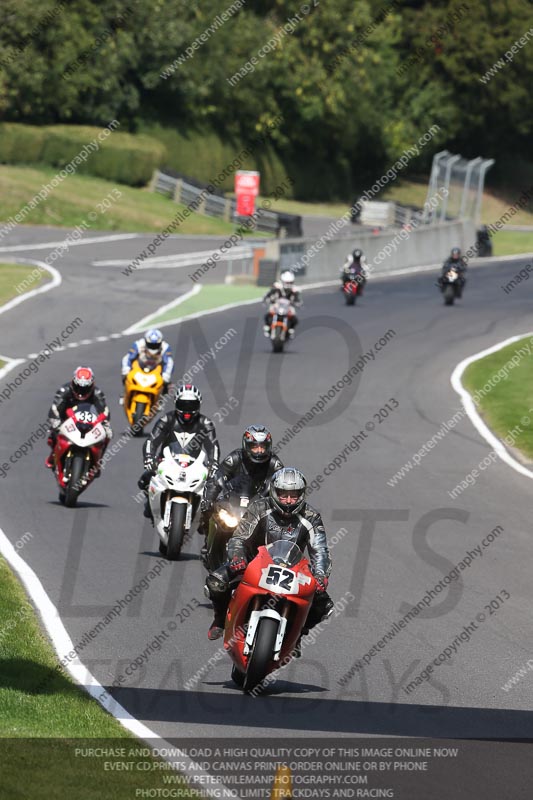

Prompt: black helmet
xmin=352 ymin=249 xmax=363 ymax=260
xmin=450 ymin=247 xmax=462 ymax=261
xmin=242 ymin=425 xmax=272 ymax=464
xmin=269 ymin=467 xmax=307 ymax=517
xmin=175 ymin=383 xmax=201 ymax=424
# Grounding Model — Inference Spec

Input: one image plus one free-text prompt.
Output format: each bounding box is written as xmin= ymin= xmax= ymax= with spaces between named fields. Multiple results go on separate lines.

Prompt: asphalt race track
xmin=2 ymin=230 xmax=533 ymax=741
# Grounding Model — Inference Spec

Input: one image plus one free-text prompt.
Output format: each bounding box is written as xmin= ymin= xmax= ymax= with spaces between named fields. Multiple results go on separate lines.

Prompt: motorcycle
xmin=203 ymin=482 xmax=251 ymax=571
xmin=268 ymin=298 xmax=293 ymax=353
xmin=343 ymin=279 xmax=359 ymax=306
xmin=148 ymin=443 xmax=208 ymax=560
xmin=123 ymin=357 xmax=165 ymax=435
xmin=52 ymin=403 xmax=108 ymax=507
xmin=224 ymin=540 xmax=316 ymax=693
xmin=440 ymin=267 xmax=462 ymax=306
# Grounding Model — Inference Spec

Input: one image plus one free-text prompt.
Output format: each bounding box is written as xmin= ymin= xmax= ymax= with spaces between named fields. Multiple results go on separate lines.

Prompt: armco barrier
xmin=266 ymin=219 xmax=477 ymax=283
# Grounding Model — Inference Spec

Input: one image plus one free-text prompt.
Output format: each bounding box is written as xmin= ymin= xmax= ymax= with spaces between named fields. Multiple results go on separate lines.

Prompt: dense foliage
xmin=0 ymin=0 xmax=531 ymax=198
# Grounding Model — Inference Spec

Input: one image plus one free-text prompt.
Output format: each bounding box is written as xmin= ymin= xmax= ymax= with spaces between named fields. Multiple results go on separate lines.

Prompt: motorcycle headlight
xmin=217 ymin=508 xmax=239 ymax=529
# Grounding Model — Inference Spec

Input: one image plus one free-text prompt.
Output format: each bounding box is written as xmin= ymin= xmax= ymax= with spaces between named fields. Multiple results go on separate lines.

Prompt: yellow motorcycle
xmin=124 ymin=358 xmax=165 ymax=435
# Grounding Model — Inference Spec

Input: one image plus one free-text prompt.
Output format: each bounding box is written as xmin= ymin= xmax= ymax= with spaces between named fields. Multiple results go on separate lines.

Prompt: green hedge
xmin=143 ymin=123 xmax=292 ymax=197
xmin=0 ymin=124 xmax=166 ymax=186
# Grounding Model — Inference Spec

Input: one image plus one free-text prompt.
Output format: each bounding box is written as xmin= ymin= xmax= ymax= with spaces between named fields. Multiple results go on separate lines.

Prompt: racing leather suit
xmin=341 ymin=257 xmax=367 ymax=292
xmin=138 ymin=412 xmax=220 ymax=516
xmin=438 ymin=257 xmax=467 ymax=293
xmin=46 ymin=384 xmax=112 ymax=464
xmin=206 ymin=496 xmax=333 ymax=630
xmin=199 ymin=450 xmax=284 ymax=533
xmin=121 ymin=339 xmax=174 ymax=385
xmin=203 ymin=450 xmax=284 ymax=510
xmin=263 ymin=285 xmax=302 ymax=331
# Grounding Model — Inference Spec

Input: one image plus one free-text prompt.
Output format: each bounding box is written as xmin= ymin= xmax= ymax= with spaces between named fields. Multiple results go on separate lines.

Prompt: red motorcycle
xmin=343 ymin=279 xmax=359 ymax=305
xmin=224 ymin=540 xmax=316 ymax=692
xmin=52 ymin=402 xmax=108 ymax=507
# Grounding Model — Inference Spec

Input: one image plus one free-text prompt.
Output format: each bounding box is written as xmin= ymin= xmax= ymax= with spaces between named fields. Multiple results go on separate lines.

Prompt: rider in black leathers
xmin=138 ymin=383 xmax=219 ymax=519
xmin=205 ymin=467 xmax=333 ymax=648
xmin=45 ymin=366 xmax=112 ymax=470
xmin=341 ymin=248 xmax=367 ymax=294
xmin=198 ymin=424 xmax=283 ymax=537
xmin=263 ymin=271 xmax=302 ymax=337
xmin=438 ymin=247 xmax=467 ymax=295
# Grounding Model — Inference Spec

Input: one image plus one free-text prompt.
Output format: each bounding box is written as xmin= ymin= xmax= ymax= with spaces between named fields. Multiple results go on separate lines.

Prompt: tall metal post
xmin=459 ymin=157 xmax=482 ymax=218
xmin=474 ymin=159 xmax=495 ymax=223
xmin=439 ymin=154 xmax=461 ymax=222
xmin=423 ymin=150 xmax=449 ymax=221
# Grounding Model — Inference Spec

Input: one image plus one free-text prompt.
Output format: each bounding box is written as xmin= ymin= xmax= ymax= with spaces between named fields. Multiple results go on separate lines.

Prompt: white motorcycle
xmin=148 ymin=443 xmax=208 ymax=560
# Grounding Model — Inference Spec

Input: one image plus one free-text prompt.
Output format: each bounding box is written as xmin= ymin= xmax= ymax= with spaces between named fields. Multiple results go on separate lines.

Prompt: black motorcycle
xmin=439 ymin=266 xmax=464 ymax=306
xmin=202 ymin=481 xmax=251 ymax=571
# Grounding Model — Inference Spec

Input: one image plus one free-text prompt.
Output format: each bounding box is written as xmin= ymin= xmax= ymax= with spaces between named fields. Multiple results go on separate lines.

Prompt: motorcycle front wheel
xmin=243 ymin=617 xmax=278 ymax=692
xmin=272 ymin=328 xmax=285 ymax=353
xmin=65 ymin=453 xmax=85 ymax=507
xmin=444 ymin=284 xmax=455 ymax=306
xmin=166 ymin=503 xmax=187 ymax=560
xmin=132 ymin=402 xmax=147 ymax=435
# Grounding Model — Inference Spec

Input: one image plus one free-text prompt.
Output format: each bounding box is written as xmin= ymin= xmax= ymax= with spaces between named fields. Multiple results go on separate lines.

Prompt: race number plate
xmin=258 ymin=565 xmax=301 ymax=594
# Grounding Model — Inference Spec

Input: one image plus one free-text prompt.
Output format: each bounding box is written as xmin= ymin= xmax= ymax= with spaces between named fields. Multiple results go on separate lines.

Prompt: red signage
xmin=235 ymin=170 xmax=260 ymax=216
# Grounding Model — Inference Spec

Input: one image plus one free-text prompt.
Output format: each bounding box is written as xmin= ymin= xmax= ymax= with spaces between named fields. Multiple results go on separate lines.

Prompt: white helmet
xmin=281 ymin=271 xmax=295 ymax=290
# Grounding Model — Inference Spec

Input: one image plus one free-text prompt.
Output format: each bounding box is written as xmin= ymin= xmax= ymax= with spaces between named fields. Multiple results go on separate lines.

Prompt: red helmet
xmin=71 ymin=366 xmax=95 ymax=401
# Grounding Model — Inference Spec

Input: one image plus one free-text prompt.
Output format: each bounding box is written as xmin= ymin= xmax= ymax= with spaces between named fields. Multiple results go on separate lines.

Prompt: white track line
xmin=95 ymin=245 xmax=253 ymax=268
xmin=0 ymin=528 xmax=239 ymax=799
xmin=451 ymin=331 xmax=533 ymax=479
xmin=0 ymin=354 xmax=26 ymax=379
xmin=0 ymin=259 xmax=60 ymax=318
xmin=0 ymin=233 xmax=139 ymax=252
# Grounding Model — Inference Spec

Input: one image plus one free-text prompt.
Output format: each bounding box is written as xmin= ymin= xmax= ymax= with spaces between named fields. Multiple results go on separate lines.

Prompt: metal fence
xmin=152 ymin=170 xmax=282 ymax=234
xmin=424 ymin=151 xmax=495 ymax=223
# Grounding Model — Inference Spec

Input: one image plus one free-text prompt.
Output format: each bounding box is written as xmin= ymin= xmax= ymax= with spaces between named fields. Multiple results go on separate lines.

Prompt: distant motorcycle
xmin=268 ymin=297 xmax=293 ymax=353
xmin=440 ymin=267 xmax=462 ymax=306
xmin=52 ymin=403 xmax=108 ymax=507
xmin=343 ymin=279 xmax=359 ymax=306
xmin=224 ymin=540 xmax=317 ymax=693
xmin=148 ymin=444 xmax=208 ymax=560
xmin=203 ymin=482 xmax=250 ymax=571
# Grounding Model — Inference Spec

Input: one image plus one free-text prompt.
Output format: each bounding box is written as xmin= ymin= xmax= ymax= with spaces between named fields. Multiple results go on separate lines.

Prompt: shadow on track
xmin=105 ymin=685 xmax=533 ymax=740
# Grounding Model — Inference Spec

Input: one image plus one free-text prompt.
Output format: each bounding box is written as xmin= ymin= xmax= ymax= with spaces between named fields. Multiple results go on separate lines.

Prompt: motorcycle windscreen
xmin=166 ymin=442 xmax=194 ymax=464
xmin=71 ymin=402 xmax=100 ymax=434
xmin=264 ymin=540 xmax=304 ymax=567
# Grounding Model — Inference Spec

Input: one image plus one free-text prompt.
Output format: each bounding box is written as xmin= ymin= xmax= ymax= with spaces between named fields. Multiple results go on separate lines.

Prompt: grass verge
xmin=491 ymin=231 xmax=533 ymax=257
xmin=145 ymin=283 xmax=264 ymax=327
xmin=0 ymin=556 xmax=195 ymax=797
xmin=0 ymin=262 xmax=49 ymax=305
xmin=0 ymin=165 xmax=250 ymax=236
xmin=462 ymin=336 xmax=533 ymax=459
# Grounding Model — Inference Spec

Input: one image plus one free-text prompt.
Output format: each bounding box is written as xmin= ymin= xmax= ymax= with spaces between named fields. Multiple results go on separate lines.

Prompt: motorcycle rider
xmin=121 ymin=328 xmax=174 ymax=398
xmin=263 ymin=271 xmax=302 ymax=338
xmin=138 ymin=383 xmax=220 ymax=520
xmin=205 ymin=467 xmax=333 ymax=649
xmin=45 ymin=366 xmax=112 ymax=471
xmin=341 ymin=248 xmax=367 ymax=294
xmin=198 ymin=424 xmax=284 ymax=539
xmin=438 ymin=247 xmax=467 ymax=295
